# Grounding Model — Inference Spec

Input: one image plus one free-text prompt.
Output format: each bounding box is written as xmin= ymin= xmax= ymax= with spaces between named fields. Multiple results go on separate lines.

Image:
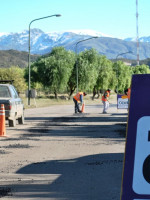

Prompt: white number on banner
xmin=133 ymin=117 xmax=150 ymax=194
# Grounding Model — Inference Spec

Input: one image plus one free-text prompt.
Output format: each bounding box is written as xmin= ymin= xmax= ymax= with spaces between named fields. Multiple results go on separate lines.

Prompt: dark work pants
xmin=73 ymin=98 xmax=80 ymax=113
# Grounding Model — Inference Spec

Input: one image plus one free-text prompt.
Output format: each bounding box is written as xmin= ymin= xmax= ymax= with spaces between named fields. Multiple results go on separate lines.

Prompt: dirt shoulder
xmin=0 ymin=103 xmax=127 ymax=200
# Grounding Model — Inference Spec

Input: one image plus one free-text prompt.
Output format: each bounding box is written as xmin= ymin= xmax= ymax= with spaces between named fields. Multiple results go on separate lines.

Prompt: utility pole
xmin=136 ymin=0 xmax=140 ymax=65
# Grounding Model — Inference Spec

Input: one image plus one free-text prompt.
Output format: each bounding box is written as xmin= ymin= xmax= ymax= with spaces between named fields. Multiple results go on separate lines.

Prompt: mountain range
xmin=0 ymin=28 xmax=150 ymax=60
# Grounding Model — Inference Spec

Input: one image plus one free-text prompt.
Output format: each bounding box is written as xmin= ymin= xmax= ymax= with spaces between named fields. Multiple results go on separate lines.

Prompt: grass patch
xmin=22 ymin=93 xmax=117 ymax=109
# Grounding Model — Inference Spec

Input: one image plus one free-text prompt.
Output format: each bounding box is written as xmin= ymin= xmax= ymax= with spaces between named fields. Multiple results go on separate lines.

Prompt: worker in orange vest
xmin=127 ymin=88 xmax=131 ymax=99
xmin=102 ymin=89 xmax=111 ymax=113
xmin=124 ymin=88 xmax=131 ymax=99
xmin=73 ymin=92 xmax=87 ymax=113
xmin=124 ymin=87 xmax=131 ymax=109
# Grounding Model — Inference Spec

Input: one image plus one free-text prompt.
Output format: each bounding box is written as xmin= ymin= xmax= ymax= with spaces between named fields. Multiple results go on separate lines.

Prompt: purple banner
xmin=121 ymin=74 xmax=150 ymax=200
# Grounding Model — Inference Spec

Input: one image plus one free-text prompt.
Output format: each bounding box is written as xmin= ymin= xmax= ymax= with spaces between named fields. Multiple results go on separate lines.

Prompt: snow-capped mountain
xmin=125 ymin=36 xmax=150 ymax=43
xmin=0 ymin=28 xmax=150 ymax=59
xmin=0 ymin=28 xmax=111 ymax=54
xmin=60 ymin=29 xmax=112 ymax=37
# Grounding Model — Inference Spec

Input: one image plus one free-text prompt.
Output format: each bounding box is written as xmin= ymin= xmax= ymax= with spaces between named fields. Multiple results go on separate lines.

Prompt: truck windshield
xmin=0 ymin=86 xmax=11 ymax=97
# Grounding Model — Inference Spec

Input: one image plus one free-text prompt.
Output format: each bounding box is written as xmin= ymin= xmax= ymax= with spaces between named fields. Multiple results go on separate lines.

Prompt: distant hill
xmin=0 ymin=49 xmax=39 ymax=68
xmin=0 ymin=29 xmax=150 ymax=60
xmin=139 ymin=58 xmax=150 ymax=66
xmin=0 ymin=49 xmax=149 ymax=69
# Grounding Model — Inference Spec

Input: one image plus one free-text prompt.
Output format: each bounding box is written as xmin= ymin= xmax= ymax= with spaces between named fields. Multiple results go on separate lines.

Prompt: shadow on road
xmin=3 ymin=105 xmax=127 ymax=199
xmin=16 ymin=153 xmax=124 ymax=200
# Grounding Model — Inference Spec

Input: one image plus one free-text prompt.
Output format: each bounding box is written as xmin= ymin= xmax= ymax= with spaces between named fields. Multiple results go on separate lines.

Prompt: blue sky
xmin=0 ymin=0 xmax=149 ymax=38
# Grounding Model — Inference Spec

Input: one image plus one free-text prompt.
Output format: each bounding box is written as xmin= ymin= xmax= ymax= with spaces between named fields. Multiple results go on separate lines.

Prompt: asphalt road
xmin=0 ymin=103 xmax=127 ymax=200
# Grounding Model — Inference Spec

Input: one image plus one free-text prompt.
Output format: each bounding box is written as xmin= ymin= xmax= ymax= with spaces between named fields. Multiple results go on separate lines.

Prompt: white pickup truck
xmin=0 ymin=81 xmax=24 ymax=127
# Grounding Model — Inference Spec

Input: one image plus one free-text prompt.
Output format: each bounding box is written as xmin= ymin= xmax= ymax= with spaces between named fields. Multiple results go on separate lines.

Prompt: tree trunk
xmin=54 ymin=91 xmax=58 ymax=99
xmin=97 ymin=90 xmax=100 ymax=99
xmin=92 ymin=87 xmax=97 ymax=100
xmin=69 ymin=88 xmax=75 ymax=99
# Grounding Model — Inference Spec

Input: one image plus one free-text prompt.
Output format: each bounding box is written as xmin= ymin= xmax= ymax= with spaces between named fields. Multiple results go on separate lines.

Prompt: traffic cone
xmin=81 ymin=102 xmax=85 ymax=113
xmin=0 ymin=104 xmax=6 ymax=136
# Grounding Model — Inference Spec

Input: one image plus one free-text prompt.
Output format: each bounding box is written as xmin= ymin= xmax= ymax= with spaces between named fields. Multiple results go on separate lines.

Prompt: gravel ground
xmin=0 ymin=102 xmax=127 ymax=200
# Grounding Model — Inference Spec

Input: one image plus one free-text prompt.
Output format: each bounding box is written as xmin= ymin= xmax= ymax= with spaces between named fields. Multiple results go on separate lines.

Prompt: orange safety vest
xmin=73 ymin=92 xmax=83 ymax=102
xmin=102 ymin=91 xmax=110 ymax=102
xmin=127 ymin=88 xmax=131 ymax=99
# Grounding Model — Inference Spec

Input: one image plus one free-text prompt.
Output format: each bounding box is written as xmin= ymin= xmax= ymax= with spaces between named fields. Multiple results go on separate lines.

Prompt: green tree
xmin=68 ymin=48 xmax=99 ymax=96
xmin=78 ymin=49 xmax=99 ymax=91
xmin=113 ymin=61 xmax=132 ymax=93
xmin=30 ymin=47 xmax=75 ymax=98
xmin=132 ymin=64 xmax=150 ymax=74
xmin=0 ymin=66 xmax=27 ymax=92
xmin=93 ymin=55 xmax=115 ymax=98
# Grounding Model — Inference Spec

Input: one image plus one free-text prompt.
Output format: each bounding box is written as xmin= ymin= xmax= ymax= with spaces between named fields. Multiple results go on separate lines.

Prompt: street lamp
xmin=75 ymin=36 xmax=98 ymax=93
xmin=116 ymin=51 xmax=133 ymax=60
xmin=28 ymin=14 xmax=61 ymax=105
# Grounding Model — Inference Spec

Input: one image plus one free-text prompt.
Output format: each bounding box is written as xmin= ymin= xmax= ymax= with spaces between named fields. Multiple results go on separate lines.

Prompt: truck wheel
xmin=9 ymin=118 xmax=16 ymax=127
xmin=18 ymin=114 xmax=24 ymax=124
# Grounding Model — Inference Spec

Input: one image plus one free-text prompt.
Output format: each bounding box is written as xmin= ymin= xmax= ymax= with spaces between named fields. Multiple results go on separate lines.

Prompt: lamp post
xmin=75 ymin=36 xmax=98 ymax=93
xmin=28 ymin=14 xmax=61 ymax=105
xmin=116 ymin=51 xmax=133 ymax=60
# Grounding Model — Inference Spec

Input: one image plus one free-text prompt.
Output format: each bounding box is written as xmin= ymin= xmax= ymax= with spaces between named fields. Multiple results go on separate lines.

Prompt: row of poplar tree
xmin=0 ymin=46 xmax=150 ymax=98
